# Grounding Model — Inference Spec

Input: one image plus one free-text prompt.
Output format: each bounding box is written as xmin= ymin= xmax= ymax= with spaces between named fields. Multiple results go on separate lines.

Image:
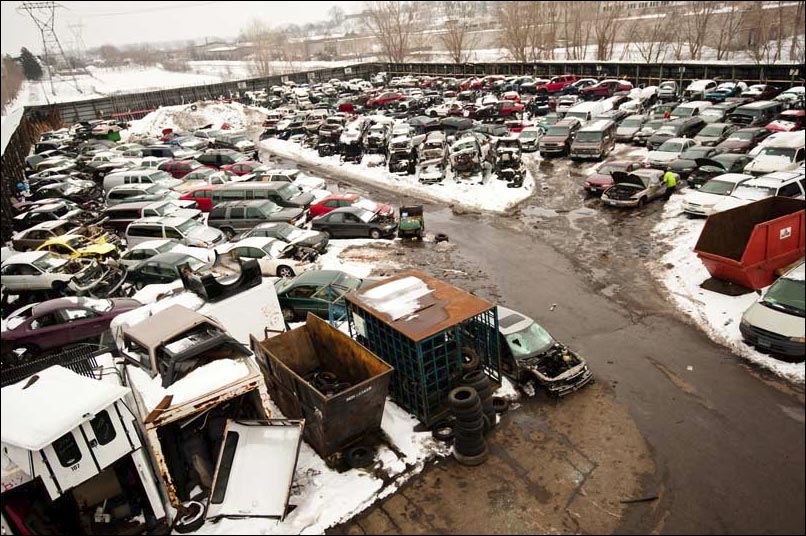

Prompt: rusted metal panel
xmin=251 ymin=314 xmax=393 ymax=459
xmin=346 ymin=269 xmax=495 ymax=342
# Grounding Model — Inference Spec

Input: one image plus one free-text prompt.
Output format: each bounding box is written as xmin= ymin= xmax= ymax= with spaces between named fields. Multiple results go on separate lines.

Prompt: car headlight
xmin=790 ymin=336 xmax=806 ymax=343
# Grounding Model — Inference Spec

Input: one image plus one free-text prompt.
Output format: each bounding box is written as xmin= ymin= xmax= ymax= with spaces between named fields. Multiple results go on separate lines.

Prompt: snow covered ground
xmin=261 ymin=138 xmax=535 ymax=215
xmin=652 ymin=195 xmax=804 ymax=384
xmin=124 ymin=100 xmax=269 ymax=139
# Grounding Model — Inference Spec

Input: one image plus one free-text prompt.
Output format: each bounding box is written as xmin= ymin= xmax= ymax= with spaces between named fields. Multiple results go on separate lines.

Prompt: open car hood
xmin=179 ymin=251 xmax=262 ymax=302
xmin=611 ymin=171 xmax=648 ymax=188
xmin=694 ymin=158 xmax=727 ymax=171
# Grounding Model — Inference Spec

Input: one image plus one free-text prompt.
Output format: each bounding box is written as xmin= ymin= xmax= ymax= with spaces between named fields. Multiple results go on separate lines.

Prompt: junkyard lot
xmin=263 ymin=142 xmax=805 ymax=534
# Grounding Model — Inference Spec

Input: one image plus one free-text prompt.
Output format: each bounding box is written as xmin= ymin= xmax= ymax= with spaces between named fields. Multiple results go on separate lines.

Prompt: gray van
xmin=570 ymin=119 xmax=616 ymax=160
xmin=211 ymin=182 xmax=315 ymax=212
xmin=102 ymin=169 xmax=182 ymax=194
xmin=728 ymin=101 xmax=783 ymax=127
xmin=208 ymin=200 xmax=305 ymax=238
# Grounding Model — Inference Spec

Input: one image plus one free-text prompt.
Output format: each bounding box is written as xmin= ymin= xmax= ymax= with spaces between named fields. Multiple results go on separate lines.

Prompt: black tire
xmin=638 ymin=196 xmax=648 ymax=208
xmin=221 ymin=227 xmax=235 ymax=240
xmin=453 ymin=410 xmax=484 ymax=426
xmin=462 ymin=370 xmax=489 ymax=391
xmin=454 ymin=415 xmax=485 ymax=433
xmin=346 ymin=445 xmax=375 ymax=469
xmin=431 ymin=420 xmax=455 ymax=442
xmin=492 ymin=396 xmax=510 ymax=413
xmin=452 ymin=398 xmax=483 ymax=416
xmin=453 ymin=444 xmax=489 ymax=466
xmin=455 ymin=439 xmax=487 ymax=457
xmin=173 ymin=500 xmax=205 ymax=534
xmin=449 ymin=386 xmax=479 ymax=410
xmin=134 ymin=280 xmax=145 ymax=291
xmin=460 ymin=347 xmax=481 ymax=373
xmin=276 ymin=265 xmax=295 ymax=278
xmin=281 ymin=306 xmax=296 ymax=323
xmin=434 ymin=233 xmax=449 ymax=243
xmin=369 ymin=228 xmax=381 ymax=240
xmin=51 ymin=280 xmax=67 ymax=296
xmin=321 ymin=229 xmax=332 ymax=239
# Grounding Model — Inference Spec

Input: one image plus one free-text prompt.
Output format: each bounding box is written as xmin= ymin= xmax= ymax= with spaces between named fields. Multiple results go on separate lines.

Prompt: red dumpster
xmin=694 ymin=197 xmax=805 ymax=289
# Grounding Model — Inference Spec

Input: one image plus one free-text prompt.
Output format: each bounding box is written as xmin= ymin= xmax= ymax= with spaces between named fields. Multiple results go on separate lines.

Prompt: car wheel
xmin=281 ymin=306 xmax=296 ymax=322
xmin=638 ymin=196 xmax=648 ymax=207
xmin=369 ymin=228 xmax=381 ymax=240
xmin=221 ymin=227 xmax=235 ymax=240
xmin=173 ymin=501 xmax=206 ymax=534
xmin=51 ymin=281 xmax=67 ymax=296
xmin=321 ymin=229 xmax=332 ymax=239
xmin=277 ymin=265 xmax=295 ymax=278
xmin=134 ymin=280 xmax=145 ymax=291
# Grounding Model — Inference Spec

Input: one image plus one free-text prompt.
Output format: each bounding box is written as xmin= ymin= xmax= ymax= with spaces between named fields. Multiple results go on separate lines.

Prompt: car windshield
xmin=334 ymin=272 xmax=361 ymax=290
xmin=658 ymin=141 xmax=684 ymax=152
xmin=278 ymin=184 xmax=299 ymax=200
xmin=505 ymin=321 xmax=555 ymax=358
xmin=621 ymin=118 xmax=643 ymax=128
xmin=266 ymin=241 xmax=288 ymax=258
xmin=672 ymin=107 xmax=694 ymax=117
xmin=145 ymin=184 xmax=168 ymax=194
xmin=758 ymin=147 xmax=796 ymax=159
xmin=598 ymin=163 xmax=627 ymax=174
xmin=32 ymin=253 xmax=68 ymax=272
xmin=728 ymin=130 xmax=756 ymax=141
xmin=354 ymin=197 xmax=378 ymax=212
xmin=732 ymin=184 xmax=776 ymax=199
xmin=519 ymin=130 xmax=539 ymax=139
xmin=681 ymin=147 xmax=713 ymax=159
xmin=761 ymin=276 xmax=805 ymax=317
xmin=545 ymin=126 xmax=569 ymax=137
xmin=81 ymin=298 xmax=114 ymax=313
xmin=699 ymin=125 xmax=726 ymax=137
xmin=156 ymin=241 xmax=177 ymax=253
xmin=645 ymin=120 xmax=666 ymax=130
xmin=176 ymin=219 xmax=202 ymax=234
xmin=575 ymin=131 xmax=602 ymax=142
xmin=656 ymin=125 xmax=678 ymax=135
xmin=699 ymin=180 xmax=736 ymax=196
xmin=66 ymin=236 xmax=91 ymax=249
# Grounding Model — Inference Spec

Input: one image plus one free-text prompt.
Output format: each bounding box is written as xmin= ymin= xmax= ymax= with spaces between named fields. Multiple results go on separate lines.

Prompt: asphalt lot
xmin=266 ymin=141 xmax=805 ymax=535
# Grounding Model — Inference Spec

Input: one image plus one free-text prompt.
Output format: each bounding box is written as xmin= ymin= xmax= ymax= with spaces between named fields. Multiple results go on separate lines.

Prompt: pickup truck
xmin=534 ymin=74 xmax=579 ymax=94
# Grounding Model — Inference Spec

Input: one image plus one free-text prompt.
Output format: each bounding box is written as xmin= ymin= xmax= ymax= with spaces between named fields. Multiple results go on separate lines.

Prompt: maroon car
xmin=366 ymin=92 xmax=404 ymax=108
xmin=584 ymin=160 xmax=642 ymax=194
xmin=1 ymin=297 xmax=141 ymax=355
xmin=580 ymin=79 xmax=634 ymax=99
xmin=715 ymin=127 xmax=771 ymax=154
xmin=159 ymin=159 xmax=204 ymax=179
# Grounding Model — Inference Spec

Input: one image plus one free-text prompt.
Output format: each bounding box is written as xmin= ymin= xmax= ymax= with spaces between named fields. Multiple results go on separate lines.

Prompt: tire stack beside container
xmin=461 ymin=369 xmax=496 ymax=432
xmin=449 ymin=386 xmax=488 ymax=466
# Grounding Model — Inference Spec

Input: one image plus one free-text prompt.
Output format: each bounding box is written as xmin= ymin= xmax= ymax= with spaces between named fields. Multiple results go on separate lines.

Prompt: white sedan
xmin=681 ymin=173 xmax=753 ymax=217
xmin=645 ymin=138 xmax=699 ymax=168
xmin=215 ymin=237 xmax=304 ymax=278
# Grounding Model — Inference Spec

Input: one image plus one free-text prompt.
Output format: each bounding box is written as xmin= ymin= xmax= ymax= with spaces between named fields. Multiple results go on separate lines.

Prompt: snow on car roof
xmin=2 ymin=251 xmax=50 ymax=265
xmin=132 ymin=239 xmax=174 ymax=250
xmin=1 ymin=366 xmax=128 ymax=451
xmin=783 ymin=262 xmax=805 ymax=281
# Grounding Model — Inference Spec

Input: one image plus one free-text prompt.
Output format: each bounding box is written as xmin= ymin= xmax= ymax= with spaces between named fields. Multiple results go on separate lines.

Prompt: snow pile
xmin=361 ymin=276 xmax=433 ymax=321
xmin=262 ymin=138 xmax=535 ymax=214
xmin=128 ymin=101 xmax=269 ymax=137
xmin=652 ymin=196 xmax=804 ymax=383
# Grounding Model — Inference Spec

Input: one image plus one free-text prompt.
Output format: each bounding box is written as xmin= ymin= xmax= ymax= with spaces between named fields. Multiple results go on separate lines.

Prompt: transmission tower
xmin=68 ymin=22 xmax=87 ymax=62
xmin=17 ymin=1 xmax=82 ymax=95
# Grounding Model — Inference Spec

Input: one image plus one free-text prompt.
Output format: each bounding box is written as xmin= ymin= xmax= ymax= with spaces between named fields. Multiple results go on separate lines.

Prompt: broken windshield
xmin=505 ymin=322 xmax=555 ymax=358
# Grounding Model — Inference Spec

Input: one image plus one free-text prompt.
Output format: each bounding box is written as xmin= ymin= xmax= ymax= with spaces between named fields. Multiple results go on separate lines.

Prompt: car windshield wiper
xmin=761 ymin=300 xmax=805 ymax=318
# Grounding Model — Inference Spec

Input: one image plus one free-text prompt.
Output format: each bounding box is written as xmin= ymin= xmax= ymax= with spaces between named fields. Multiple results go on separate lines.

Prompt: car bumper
xmin=602 ymin=197 xmax=640 ymax=207
xmin=570 ymin=151 xmax=601 ymax=160
xmin=539 ymin=146 xmax=566 ymax=154
xmin=544 ymin=366 xmax=594 ymax=396
xmin=740 ymin=323 xmax=805 ymax=358
xmin=681 ymin=202 xmax=713 ymax=216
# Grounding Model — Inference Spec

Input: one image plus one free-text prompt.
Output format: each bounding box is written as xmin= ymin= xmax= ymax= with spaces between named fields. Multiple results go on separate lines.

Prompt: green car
xmin=274 ymin=270 xmax=372 ymax=322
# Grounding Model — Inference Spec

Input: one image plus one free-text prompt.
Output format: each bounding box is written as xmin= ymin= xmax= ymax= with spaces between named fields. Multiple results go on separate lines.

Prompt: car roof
xmin=108 ymin=183 xmax=159 ymax=192
xmin=131 ymin=216 xmax=192 ymax=225
xmin=215 ymin=199 xmax=275 ymax=207
xmin=226 ymin=236 xmax=279 ymax=249
xmin=709 ymin=173 xmax=754 ymax=184
xmin=745 ymin=173 xmax=800 ymax=186
xmin=26 ymin=220 xmax=70 ymax=231
xmin=3 ymin=251 xmax=50 ymax=265
xmin=496 ymin=305 xmax=535 ymax=335
xmin=289 ymin=269 xmax=348 ymax=286
xmin=326 ymin=206 xmax=369 ymax=215
xmin=31 ymin=297 xmax=103 ymax=316
xmin=145 ymin=251 xmax=197 ymax=264
xmin=132 ymin=239 xmax=174 ymax=250
xmin=579 ymin=119 xmax=615 ymax=132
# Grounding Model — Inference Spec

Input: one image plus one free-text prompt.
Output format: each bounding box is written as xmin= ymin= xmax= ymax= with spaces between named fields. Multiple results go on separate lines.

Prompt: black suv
xmin=208 ymin=200 xmax=305 ymax=237
xmin=646 ymin=117 xmax=707 ymax=150
xmin=196 ymin=149 xmax=251 ymax=169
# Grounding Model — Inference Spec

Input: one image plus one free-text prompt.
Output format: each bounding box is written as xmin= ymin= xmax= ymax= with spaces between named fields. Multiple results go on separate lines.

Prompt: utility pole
xmin=17 ymin=1 xmax=82 ymax=95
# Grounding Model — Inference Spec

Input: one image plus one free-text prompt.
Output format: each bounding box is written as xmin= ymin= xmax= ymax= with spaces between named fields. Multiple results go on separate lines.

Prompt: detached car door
xmin=207 ymin=420 xmax=303 ymax=521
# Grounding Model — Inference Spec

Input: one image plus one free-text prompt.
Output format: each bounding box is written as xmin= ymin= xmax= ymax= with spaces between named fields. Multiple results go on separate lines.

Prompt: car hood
xmin=188 ymin=225 xmax=223 ymax=242
xmin=683 ymin=190 xmax=725 ymax=206
xmin=743 ymin=301 xmax=805 ymax=338
xmin=646 ymin=151 xmax=678 ymax=163
xmin=616 ymin=126 xmax=640 ymax=135
xmin=745 ymin=155 xmax=795 ymax=173
xmin=273 ymin=207 xmax=305 ymax=220
xmin=80 ymin=243 xmax=117 ymax=255
xmin=611 ymin=171 xmax=650 ymax=188
xmin=668 ymin=158 xmax=697 ymax=171
xmin=694 ymin=158 xmax=727 ymax=171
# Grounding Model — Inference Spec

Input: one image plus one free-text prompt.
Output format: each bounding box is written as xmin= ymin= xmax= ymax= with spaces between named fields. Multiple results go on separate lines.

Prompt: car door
xmin=284 ymin=284 xmax=318 ymax=316
xmin=229 ymin=206 xmax=246 ymax=230
xmin=136 ymin=261 xmax=167 ymax=285
xmin=324 ymin=212 xmax=346 ymax=237
xmin=342 ymin=212 xmax=365 ymax=238
xmin=25 ymin=311 xmax=64 ymax=348
xmin=57 ymin=307 xmax=104 ymax=344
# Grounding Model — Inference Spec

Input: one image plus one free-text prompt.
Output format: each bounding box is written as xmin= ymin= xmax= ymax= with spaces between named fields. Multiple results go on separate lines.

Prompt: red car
xmin=765 ymin=110 xmax=806 ymax=132
xmin=496 ymin=100 xmax=525 ymax=117
xmin=580 ymin=79 xmax=634 ymax=99
xmin=504 ymin=120 xmax=530 ymax=133
xmin=158 ymin=159 xmax=204 ymax=179
xmin=534 ymin=74 xmax=579 ymax=94
xmin=367 ymin=92 xmax=404 ymax=108
xmin=220 ymin=160 xmax=264 ymax=176
xmin=179 ymin=185 xmax=217 ymax=212
xmin=583 ymin=160 xmax=641 ymax=194
xmin=309 ymin=193 xmax=394 ymax=218
xmin=1 ymin=297 xmax=142 ymax=355
xmin=460 ymin=77 xmax=483 ymax=91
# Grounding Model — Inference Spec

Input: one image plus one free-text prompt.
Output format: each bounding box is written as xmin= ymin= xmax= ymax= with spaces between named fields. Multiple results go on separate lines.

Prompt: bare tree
xmin=561 ymin=3 xmax=591 ymax=60
xmin=791 ymin=0 xmax=806 ymax=62
xmin=683 ymin=1 xmax=717 ymax=60
xmin=242 ymin=18 xmax=274 ymax=77
xmin=363 ymin=1 xmax=419 ymax=63
xmin=438 ymin=1 xmax=478 ymax=64
xmin=743 ymin=1 xmax=776 ymax=64
xmin=713 ymin=1 xmax=745 ymax=60
xmin=630 ymin=10 xmax=670 ymax=63
xmin=593 ymin=1 xmax=623 ymax=60
xmin=328 ymin=5 xmax=346 ymax=27
xmin=497 ymin=1 xmax=531 ymax=62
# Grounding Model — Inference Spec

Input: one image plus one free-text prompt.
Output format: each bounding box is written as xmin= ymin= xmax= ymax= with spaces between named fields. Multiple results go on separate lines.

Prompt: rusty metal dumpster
xmin=250 ymin=313 xmax=393 ymax=460
xmin=695 ymin=197 xmax=805 ymax=289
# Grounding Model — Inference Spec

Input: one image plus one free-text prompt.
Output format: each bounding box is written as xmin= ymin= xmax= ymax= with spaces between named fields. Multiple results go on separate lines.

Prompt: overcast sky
xmin=1 ymin=1 xmax=362 ymax=56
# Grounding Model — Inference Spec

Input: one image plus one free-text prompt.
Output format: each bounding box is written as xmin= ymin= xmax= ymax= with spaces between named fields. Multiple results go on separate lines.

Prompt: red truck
xmin=534 ymin=74 xmax=579 ymax=94
xmin=580 ymin=79 xmax=634 ymax=99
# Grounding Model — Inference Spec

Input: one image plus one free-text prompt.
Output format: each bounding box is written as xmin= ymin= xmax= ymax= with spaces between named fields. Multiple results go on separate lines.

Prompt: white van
xmin=125 ymin=216 xmax=225 ymax=248
xmin=103 ymin=169 xmax=182 ymax=194
xmin=565 ymin=101 xmax=605 ymax=124
xmin=744 ymin=132 xmax=805 ymax=176
xmin=670 ymin=100 xmax=713 ymax=119
xmin=740 ymin=261 xmax=805 ymax=359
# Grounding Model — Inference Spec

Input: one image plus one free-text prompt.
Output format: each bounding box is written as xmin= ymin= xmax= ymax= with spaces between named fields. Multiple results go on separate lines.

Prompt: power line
xmin=64 ymin=1 xmax=225 ymax=18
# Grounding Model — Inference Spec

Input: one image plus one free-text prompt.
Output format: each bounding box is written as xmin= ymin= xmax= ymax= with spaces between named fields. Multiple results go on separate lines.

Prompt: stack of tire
xmin=461 ymin=369 xmax=496 ymax=433
xmin=449 ymin=386 xmax=489 ymax=466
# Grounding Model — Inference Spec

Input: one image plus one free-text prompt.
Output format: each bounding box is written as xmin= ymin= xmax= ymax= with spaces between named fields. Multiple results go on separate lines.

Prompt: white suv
xmin=125 ymin=216 xmax=225 ymax=249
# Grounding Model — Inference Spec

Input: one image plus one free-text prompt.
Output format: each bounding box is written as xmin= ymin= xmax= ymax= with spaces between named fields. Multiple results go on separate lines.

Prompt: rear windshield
xmin=699 ymin=180 xmax=736 ymax=196
xmin=545 ymin=126 xmax=570 ymax=137
xmin=671 ymin=107 xmax=694 ymax=118
xmin=758 ymin=147 xmax=796 ymax=159
xmin=575 ymin=131 xmax=602 ymax=142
